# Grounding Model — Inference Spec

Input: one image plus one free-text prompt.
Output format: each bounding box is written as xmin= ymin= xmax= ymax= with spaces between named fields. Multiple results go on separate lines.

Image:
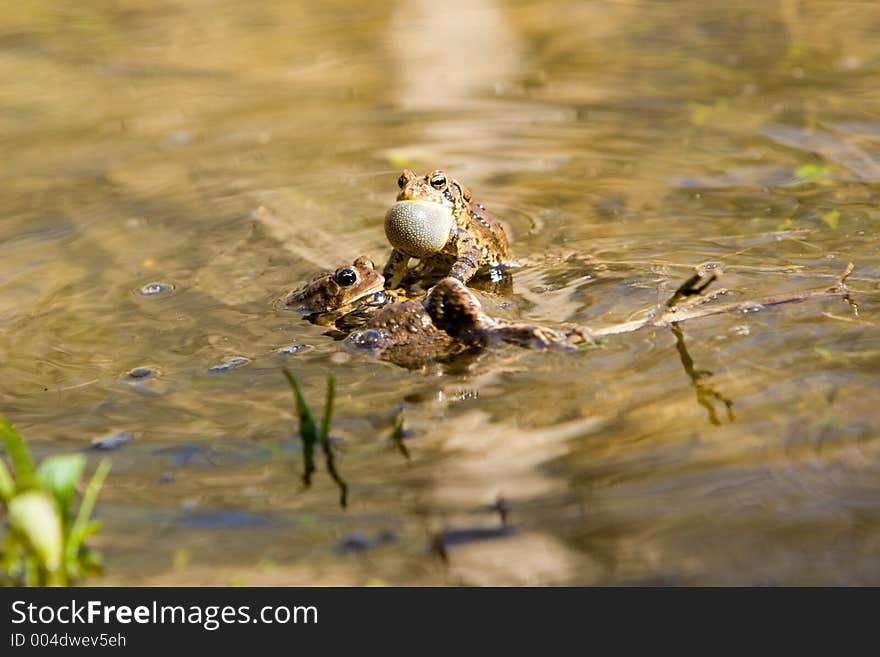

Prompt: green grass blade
xmin=322 ymin=439 xmax=348 ymax=508
xmin=282 ymin=369 xmax=318 ymax=440
xmin=0 ymin=416 xmax=37 ymax=489
xmin=319 ymin=375 xmax=335 ymax=445
xmin=316 ymin=375 xmax=346 ymax=506
xmin=65 ymin=459 xmax=110 ymax=573
xmin=283 ymin=368 xmax=318 ymax=485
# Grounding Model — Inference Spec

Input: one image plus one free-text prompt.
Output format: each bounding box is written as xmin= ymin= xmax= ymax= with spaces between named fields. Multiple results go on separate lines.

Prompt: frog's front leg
xmin=425 ymin=277 xmax=493 ymax=344
xmin=382 ymin=249 xmax=410 ymax=289
xmin=448 ymin=230 xmax=482 ymax=283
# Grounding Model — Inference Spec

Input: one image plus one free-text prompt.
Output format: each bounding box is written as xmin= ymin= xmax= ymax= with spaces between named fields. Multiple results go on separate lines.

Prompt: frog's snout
xmin=283 ymin=289 xmax=309 ymax=313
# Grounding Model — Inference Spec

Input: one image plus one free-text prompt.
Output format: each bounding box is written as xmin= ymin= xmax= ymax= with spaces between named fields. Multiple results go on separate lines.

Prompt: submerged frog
xmin=345 ymin=277 xmax=574 ymax=369
xmin=283 ymin=255 xmax=420 ymax=333
xmin=283 ymin=256 xmax=402 ymax=327
xmin=382 ymin=169 xmax=511 ymax=289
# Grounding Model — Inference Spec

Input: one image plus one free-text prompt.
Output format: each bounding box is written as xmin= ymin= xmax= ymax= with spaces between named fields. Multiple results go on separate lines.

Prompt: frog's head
xmin=385 ymin=169 xmax=468 ymax=257
xmin=395 ymin=169 xmax=471 ymax=211
xmin=284 ymin=256 xmax=385 ymax=314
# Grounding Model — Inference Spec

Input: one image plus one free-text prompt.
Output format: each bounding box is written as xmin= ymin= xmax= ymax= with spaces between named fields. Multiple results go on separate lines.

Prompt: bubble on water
xmin=138 ymin=281 xmax=175 ymax=297
xmin=739 ymin=303 xmax=765 ymax=314
xmin=732 ymin=324 xmax=751 ymax=336
xmin=208 ymin=356 xmax=251 ymax=374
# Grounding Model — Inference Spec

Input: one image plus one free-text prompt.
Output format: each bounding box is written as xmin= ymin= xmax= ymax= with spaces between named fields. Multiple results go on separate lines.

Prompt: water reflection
xmin=0 ymin=0 xmax=878 ymax=585
xmin=671 ymin=323 xmax=735 ymax=426
xmin=389 ymin=0 xmax=520 ymax=112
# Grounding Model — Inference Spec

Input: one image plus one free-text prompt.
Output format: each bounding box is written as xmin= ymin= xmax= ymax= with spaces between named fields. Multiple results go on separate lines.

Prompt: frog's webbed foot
xmin=382 ymin=249 xmax=411 ymax=289
xmin=448 ymin=230 xmax=482 ymax=283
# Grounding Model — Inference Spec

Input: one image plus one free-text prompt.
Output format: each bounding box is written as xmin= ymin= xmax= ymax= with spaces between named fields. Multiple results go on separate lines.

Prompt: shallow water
xmin=1 ymin=0 xmax=879 ymax=585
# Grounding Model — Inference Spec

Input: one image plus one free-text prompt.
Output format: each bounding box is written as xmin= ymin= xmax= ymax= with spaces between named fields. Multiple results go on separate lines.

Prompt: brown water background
xmin=1 ymin=0 xmax=879 ymax=584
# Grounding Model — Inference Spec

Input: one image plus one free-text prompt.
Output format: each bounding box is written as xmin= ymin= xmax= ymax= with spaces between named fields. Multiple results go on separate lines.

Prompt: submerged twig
xmin=571 ymin=262 xmax=856 ymax=342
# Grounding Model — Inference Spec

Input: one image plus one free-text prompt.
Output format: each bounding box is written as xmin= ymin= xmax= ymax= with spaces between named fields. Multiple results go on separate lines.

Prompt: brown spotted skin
xmin=284 ymin=256 xmax=412 ymax=329
xmin=284 ymin=257 xmax=470 ymax=348
xmin=423 ymin=277 xmax=494 ymax=341
xmin=425 ymin=278 xmax=569 ymax=347
xmin=343 ymin=298 xmax=467 ymax=369
xmin=284 ymin=256 xmax=384 ymax=315
xmin=382 ymin=169 xmax=510 ymax=288
xmin=345 ymin=277 xmax=573 ymax=368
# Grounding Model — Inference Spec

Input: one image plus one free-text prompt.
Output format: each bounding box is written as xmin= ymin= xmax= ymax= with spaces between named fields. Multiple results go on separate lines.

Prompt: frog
xmin=345 ymin=277 xmax=575 ymax=369
xmin=382 ymin=169 xmax=511 ymax=289
xmin=285 ymin=256 xmax=574 ymax=367
xmin=283 ymin=256 xmax=401 ymax=328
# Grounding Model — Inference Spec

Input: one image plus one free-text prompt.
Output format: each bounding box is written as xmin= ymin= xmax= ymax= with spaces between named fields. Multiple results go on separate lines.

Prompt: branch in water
xmin=570 ymin=262 xmax=856 ymax=342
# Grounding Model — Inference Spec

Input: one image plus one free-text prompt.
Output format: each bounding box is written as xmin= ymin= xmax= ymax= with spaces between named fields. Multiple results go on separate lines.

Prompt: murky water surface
xmin=1 ymin=1 xmax=879 ymax=584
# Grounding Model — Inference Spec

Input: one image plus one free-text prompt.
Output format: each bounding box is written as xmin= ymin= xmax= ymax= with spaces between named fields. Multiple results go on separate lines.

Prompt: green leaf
xmin=8 ymin=490 xmax=64 ymax=575
xmin=0 ymin=458 xmax=15 ymax=504
xmin=37 ymin=454 xmax=86 ymax=515
xmin=0 ymin=416 xmax=37 ymax=490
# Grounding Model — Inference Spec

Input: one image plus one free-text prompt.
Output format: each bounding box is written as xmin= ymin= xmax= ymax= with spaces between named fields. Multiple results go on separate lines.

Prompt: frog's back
xmin=344 ymin=300 xmax=459 ymax=369
xmin=466 ymin=203 xmax=509 ymax=267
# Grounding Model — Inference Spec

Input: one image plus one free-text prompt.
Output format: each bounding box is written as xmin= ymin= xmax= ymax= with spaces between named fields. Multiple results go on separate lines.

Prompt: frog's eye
xmin=429 ymin=173 xmax=447 ymax=190
xmin=397 ymin=174 xmax=406 ymax=189
xmin=335 ymin=268 xmax=358 ymax=287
